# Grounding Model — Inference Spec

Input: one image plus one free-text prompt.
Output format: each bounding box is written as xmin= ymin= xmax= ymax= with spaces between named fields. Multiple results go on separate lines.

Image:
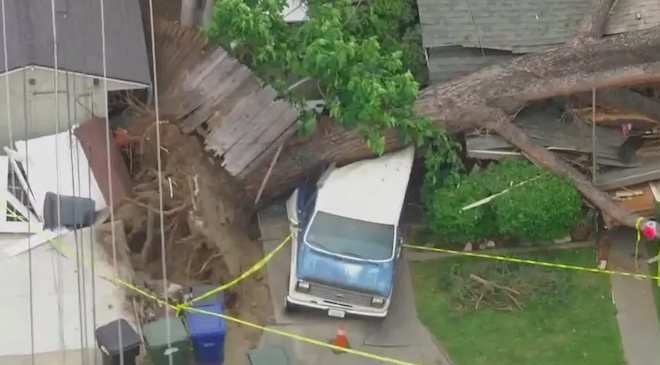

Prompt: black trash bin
xmin=42 ymin=192 xmax=97 ymax=230
xmin=95 ymin=319 xmax=142 ymax=365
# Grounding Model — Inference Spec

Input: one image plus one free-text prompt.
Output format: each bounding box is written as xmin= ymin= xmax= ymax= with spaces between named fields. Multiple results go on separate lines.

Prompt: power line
xmin=146 ymin=0 xmax=174 ymax=363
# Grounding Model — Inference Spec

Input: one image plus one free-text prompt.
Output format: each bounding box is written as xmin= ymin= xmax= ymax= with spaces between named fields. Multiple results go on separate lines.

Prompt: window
xmin=0 ymin=156 xmax=40 ymax=233
xmin=304 ymin=211 xmax=396 ymax=261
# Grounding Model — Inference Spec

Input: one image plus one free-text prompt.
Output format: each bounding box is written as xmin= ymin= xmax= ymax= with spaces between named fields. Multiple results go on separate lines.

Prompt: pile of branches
xmin=441 ymin=261 xmax=571 ymax=313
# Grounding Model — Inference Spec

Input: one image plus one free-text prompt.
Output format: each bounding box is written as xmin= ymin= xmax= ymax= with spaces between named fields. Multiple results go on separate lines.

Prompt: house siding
xmin=0 ymin=67 xmax=144 ymax=151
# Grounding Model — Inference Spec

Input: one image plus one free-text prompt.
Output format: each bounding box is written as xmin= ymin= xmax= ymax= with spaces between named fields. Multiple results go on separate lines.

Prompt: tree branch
xmin=573 ymin=0 xmax=615 ymax=40
xmin=487 ymin=113 xmax=644 ymax=229
xmin=416 ymin=27 xmax=660 ymax=126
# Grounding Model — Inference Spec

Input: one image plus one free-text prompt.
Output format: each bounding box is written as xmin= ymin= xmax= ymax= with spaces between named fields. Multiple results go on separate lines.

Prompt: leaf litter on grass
xmin=412 ymin=249 xmax=625 ymax=365
xmin=438 ymin=257 xmax=573 ymax=313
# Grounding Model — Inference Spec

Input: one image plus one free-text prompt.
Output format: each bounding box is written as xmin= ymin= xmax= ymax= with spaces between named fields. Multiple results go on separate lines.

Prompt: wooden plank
xmin=171 ymin=48 xmax=230 ymax=119
xmin=225 ymin=106 xmax=300 ymax=175
xmin=205 ymin=77 xmax=263 ymax=130
xmin=205 ymin=87 xmax=280 ymax=155
xmin=213 ymin=86 xmax=279 ymax=141
xmin=597 ymin=161 xmax=660 ymax=190
xmin=237 ymin=118 xmax=300 ymax=178
xmin=175 ymin=51 xmax=238 ymax=121
xmin=220 ymin=101 xmax=292 ymax=171
xmin=181 ymin=64 xmax=261 ymax=133
xmin=181 ymin=60 xmax=248 ymax=133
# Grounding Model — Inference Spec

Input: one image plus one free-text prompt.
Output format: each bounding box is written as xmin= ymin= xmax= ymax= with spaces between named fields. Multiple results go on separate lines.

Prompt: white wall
xmin=0 ymin=67 xmax=146 ymax=152
xmin=0 ymin=229 xmax=137 ymax=364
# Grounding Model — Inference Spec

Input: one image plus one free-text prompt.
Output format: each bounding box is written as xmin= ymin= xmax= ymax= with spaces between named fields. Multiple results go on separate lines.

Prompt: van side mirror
xmin=396 ymin=229 xmax=404 ymax=245
xmin=289 ymin=217 xmax=299 ymax=228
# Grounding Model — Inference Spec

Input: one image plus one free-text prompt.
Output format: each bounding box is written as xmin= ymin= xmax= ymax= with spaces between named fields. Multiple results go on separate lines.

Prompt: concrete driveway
xmin=258 ymin=203 xmax=453 ymax=365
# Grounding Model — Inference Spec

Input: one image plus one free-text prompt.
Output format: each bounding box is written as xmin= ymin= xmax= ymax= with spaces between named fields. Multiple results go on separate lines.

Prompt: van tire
xmin=284 ymin=298 xmax=299 ymax=313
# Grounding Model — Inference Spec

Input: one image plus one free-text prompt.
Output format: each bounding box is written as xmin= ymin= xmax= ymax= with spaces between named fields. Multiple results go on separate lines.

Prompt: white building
xmin=0 ymin=228 xmax=136 ymax=365
xmin=0 ymin=0 xmax=151 ymax=150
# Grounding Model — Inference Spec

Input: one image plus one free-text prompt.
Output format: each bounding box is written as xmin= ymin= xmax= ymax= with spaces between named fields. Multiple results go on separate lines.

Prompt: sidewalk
xmin=608 ymin=228 xmax=660 ymax=365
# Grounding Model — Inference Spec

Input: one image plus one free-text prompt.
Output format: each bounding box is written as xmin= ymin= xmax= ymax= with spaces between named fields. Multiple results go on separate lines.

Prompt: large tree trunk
xmin=244 ymin=0 xmax=660 ymax=234
xmin=242 ymin=117 xmax=409 ymax=202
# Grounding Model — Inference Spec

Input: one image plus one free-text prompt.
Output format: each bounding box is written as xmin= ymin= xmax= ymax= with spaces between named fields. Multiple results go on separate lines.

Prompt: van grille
xmin=308 ymin=282 xmax=373 ymax=307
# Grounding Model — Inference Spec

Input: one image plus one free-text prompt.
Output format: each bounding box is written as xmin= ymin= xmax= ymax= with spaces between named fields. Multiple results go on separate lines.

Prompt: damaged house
xmin=415 ymin=0 xmax=660 ymax=228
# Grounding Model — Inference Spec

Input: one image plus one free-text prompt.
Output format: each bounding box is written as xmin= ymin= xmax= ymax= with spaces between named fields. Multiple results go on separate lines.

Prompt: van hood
xmin=296 ymin=242 xmax=394 ymax=298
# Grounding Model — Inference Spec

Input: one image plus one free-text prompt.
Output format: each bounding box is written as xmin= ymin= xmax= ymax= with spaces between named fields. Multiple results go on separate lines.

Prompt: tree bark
xmin=242 ymin=117 xmax=409 ymax=204
xmin=573 ymin=0 xmax=615 ymax=40
xmin=415 ymin=27 xmax=660 ymax=122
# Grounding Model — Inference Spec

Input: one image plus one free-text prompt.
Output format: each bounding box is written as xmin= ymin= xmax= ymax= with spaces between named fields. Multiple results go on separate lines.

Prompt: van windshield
xmin=303 ymin=211 xmax=396 ymax=261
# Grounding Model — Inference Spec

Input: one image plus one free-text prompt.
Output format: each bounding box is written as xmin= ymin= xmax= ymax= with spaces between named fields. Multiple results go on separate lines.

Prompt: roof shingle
xmin=418 ymin=0 xmax=592 ymax=52
xmin=0 ymin=0 xmax=151 ymax=85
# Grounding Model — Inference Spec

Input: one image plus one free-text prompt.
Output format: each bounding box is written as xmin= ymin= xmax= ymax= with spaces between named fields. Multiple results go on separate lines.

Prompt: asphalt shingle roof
xmin=0 ymin=0 xmax=151 ymax=85
xmin=418 ymin=0 xmax=592 ymax=53
xmin=427 ymin=46 xmax=516 ymax=83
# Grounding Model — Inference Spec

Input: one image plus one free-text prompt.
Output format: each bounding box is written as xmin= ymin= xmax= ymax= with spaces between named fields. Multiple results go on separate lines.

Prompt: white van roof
xmin=315 ymin=146 xmax=415 ymax=225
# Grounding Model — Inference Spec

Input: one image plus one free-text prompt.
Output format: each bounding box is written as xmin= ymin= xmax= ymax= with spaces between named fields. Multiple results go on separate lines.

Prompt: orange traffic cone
xmin=329 ymin=323 xmax=351 ymax=354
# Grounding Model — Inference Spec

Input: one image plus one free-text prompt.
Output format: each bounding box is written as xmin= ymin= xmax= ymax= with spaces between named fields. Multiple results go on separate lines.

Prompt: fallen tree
xmin=243 ymin=0 xmax=660 ymax=234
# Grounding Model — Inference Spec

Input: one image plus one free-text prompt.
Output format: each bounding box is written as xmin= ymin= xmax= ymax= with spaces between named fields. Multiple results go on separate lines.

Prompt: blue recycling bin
xmin=187 ymin=302 xmax=226 ymax=364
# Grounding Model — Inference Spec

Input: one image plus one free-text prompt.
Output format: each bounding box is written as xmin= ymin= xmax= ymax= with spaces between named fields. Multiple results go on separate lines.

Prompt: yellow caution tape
xmin=184 ymin=306 xmax=426 ymax=365
xmin=176 ymin=235 xmax=291 ymax=314
xmin=12 ymin=206 xmax=660 ymax=365
xmin=2 ymin=209 xmax=289 ymax=312
xmin=635 ymin=217 xmax=644 ymax=271
xmin=402 ymin=242 xmax=660 ymax=280
xmin=4 ymin=209 xmax=424 ymax=365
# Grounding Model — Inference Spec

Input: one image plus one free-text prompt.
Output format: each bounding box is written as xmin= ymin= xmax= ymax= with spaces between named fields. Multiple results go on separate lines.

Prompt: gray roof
xmin=418 ymin=0 xmax=592 ymax=53
xmin=0 ymin=0 xmax=151 ymax=85
xmin=427 ymin=46 xmax=516 ymax=83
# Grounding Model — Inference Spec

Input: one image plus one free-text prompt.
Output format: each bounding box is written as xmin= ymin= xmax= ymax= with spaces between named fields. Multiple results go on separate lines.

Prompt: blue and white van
xmin=284 ymin=147 xmax=415 ymax=318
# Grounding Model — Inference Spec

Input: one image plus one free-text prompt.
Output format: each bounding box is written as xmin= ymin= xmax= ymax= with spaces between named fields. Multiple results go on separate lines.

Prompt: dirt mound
xmin=109 ymin=102 xmax=272 ymax=363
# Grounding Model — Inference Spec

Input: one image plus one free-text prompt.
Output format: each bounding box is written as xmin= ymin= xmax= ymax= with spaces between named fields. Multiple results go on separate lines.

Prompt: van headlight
xmin=295 ymin=280 xmax=311 ymax=293
xmin=371 ymin=296 xmax=386 ymax=308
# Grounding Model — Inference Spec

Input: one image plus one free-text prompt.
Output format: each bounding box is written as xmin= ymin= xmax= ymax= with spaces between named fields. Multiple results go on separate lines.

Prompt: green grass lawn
xmin=411 ymin=248 xmax=625 ymax=365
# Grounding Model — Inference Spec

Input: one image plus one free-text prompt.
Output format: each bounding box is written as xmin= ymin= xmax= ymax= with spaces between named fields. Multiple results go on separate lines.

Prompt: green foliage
xmin=205 ymin=0 xmax=451 ymax=159
xmin=423 ymin=159 xmax=582 ymax=245
xmin=488 ymin=160 xmax=582 ymax=242
xmin=424 ymin=173 xmax=495 ymax=245
xmin=344 ymin=0 xmax=427 ymax=85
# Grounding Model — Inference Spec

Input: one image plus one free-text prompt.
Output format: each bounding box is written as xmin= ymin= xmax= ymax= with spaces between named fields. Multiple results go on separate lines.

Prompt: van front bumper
xmin=286 ymin=291 xmax=389 ymax=318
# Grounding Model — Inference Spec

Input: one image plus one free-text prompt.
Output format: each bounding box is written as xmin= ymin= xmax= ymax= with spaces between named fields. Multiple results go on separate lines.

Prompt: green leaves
xmin=206 ymin=0 xmax=462 ymax=186
xmin=424 ymin=174 xmax=496 ymax=245
xmin=204 ymin=0 xmax=437 ymax=146
xmin=488 ymin=160 xmax=582 ymax=242
xmin=423 ymin=159 xmax=583 ymax=246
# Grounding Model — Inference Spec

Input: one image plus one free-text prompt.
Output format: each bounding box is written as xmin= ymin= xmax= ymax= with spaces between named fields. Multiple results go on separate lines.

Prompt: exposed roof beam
xmin=576 ymin=88 xmax=660 ymax=122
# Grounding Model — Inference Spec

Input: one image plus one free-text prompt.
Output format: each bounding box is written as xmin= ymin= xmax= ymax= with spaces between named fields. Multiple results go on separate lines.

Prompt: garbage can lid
xmin=190 ymin=284 xmax=224 ymax=307
xmin=95 ymin=319 xmax=141 ymax=355
xmin=142 ymin=317 xmax=188 ymax=346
